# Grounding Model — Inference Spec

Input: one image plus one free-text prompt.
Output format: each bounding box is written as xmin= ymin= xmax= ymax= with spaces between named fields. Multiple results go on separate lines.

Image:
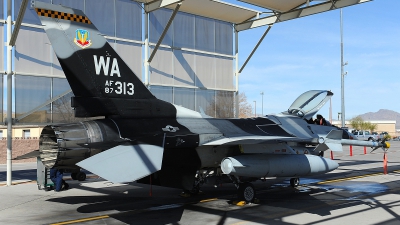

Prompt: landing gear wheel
xmin=290 ymin=178 xmax=300 ymax=187
xmin=189 ymin=186 xmax=200 ymax=195
xmin=237 ymin=182 xmax=255 ymax=203
xmin=71 ymin=172 xmax=78 ymax=180
xmin=76 ymin=172 xmax=86 ymax=181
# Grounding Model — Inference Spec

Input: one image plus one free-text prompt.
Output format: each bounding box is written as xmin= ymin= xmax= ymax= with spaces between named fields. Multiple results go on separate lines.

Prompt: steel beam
xmin=145 ymin=0 xmax=183 ymax=13
xmin=16 ymin=89 xmax=72 ymax=122
xmin=234 ymin=30 xmax=239 ymax=118
xmin=239 ymin=25 xmax=272 ymax=74
xmin=6 ymin=0 xmax=13 ymax=187
xmin=148 ymin=3 xmax=181 ymax=63
xmin=9 ymin=0 xmax=28 ymax=46
xmin=144 ymin=12 xmax=149 ymax=86
xmin=235 ymin=0 xmax=371 ymax=32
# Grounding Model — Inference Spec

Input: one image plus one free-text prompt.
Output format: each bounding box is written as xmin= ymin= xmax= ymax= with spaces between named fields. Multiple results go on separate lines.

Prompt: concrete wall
xmin=0 ymin=139 xmax=38 ymax=164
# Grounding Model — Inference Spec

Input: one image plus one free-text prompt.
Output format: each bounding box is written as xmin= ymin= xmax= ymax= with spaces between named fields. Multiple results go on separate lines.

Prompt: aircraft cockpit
xmin=284 ymin=90 xmax=333 ymax=120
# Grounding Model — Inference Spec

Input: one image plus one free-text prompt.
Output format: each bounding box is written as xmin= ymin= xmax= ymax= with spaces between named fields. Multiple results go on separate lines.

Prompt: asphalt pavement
xmin=1 ymin=142 xmax=400 ymax=225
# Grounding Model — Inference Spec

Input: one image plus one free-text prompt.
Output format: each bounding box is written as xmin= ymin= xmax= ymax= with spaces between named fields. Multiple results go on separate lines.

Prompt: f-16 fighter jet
xmin=33 ymin=2 xmax=389 ymax=202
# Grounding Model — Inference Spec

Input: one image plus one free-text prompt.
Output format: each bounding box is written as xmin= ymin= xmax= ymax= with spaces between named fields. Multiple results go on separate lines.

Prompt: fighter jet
xmin=33 ymin=2 xmax=389 ymax=202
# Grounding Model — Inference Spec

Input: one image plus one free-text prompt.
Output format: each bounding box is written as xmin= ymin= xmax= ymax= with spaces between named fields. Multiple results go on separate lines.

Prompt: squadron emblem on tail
xmin=74 ymin=29 xmax=92 ymax=49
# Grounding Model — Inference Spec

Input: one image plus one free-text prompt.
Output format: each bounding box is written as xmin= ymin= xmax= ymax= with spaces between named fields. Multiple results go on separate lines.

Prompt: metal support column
xmin=235 ymin=30 xmax=239 ymax=118
xmin=6 ymin=0 xmax=13 ymax=186
xmin=144 ymin=12 xmax=149 ymax=86
xmin=340 ymin=9 xmax=345 ymax=128
xmin=148 ymin=3 xmax=181 ymax=63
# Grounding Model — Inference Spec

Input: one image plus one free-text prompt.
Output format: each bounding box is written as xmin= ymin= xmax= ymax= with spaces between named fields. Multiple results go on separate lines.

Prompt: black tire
xmin=76 ymin=172 xmax=86 ymax=181
xmin=368 ymin=137 xmax=374 ymax=141
xmin=237 ymin=182 xmax=255 ymax=203
xmin=290 ymin=178 xmax=300 ymax=187
xmin=71 ymin=172 xmax=78 ymax=180
xmin=318 ymin=151 xmax=324 ymax=157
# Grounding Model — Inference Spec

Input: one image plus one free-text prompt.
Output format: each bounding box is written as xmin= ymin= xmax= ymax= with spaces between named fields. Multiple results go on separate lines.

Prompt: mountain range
xmin=358 ymin=109 xmax=400 ymax=129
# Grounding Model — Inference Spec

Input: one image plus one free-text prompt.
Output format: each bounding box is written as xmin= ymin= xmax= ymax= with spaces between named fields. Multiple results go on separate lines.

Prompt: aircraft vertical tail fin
xmin=34 ymin=2 xmax=168 ymax=118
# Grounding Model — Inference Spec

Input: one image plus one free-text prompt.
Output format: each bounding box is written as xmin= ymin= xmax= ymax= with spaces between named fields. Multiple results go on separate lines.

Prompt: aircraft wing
xmin=202 ymin=136 xmax=314 ymax=145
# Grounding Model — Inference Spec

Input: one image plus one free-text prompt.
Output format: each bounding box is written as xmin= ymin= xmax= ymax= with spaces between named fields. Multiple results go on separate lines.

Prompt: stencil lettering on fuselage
xmin=93 ymin=55 xmax=121 ymax=77
xmin=94 ymin=55 xmax=134 ymax=95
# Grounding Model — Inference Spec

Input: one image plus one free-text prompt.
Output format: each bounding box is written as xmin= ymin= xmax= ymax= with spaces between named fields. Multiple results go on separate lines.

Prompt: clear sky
xmin=226 ymin=0 xmax=400 ymax=120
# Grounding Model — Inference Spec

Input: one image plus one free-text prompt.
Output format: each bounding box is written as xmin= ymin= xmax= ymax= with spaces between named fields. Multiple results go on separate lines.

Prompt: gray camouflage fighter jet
xmin=33 ymin=2 xmax=389 ymax=202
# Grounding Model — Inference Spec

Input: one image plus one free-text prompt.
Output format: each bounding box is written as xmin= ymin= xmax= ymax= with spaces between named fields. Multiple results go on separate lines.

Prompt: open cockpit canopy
xmin=284 ymin=90 xmax=333 ymax=119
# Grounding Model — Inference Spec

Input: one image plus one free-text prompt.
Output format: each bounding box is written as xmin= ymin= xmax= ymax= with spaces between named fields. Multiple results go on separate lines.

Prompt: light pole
xmin=260 ymin=91 xmax=264 ymax=115
xmin=253 ymin=101 xmax=256 ymax=117
xmin=340 ymin=9 xmax=348 ymax=128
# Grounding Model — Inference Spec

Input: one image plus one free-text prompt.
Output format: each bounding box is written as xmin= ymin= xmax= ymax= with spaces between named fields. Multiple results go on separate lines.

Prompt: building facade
xmin=2 ymin=0 xmax=236 ymax=128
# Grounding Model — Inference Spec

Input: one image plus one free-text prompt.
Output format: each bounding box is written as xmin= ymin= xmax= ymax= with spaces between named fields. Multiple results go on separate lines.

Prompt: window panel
xmin=0 ymin=24 xmax=3 ymax=72
xmin=196 ymin=89 xmax=215 ymax=117
xmin=149 ymin=8 xmax=173 ymax=46
xmin=215 ymin=91 xmax=234 ymax=118
xmin=173 ymin=12 xmax=194 ymax=49
xmin=15 ymin=27 xmax=51 ymax=75
xmin=195 ymin=16 xmax=215 ymax=53
xmin=149 ymin=47 xmax=173 ymax=85
xmin=85 ymin=0 xmax=115 ymax=36
xmin=174 ymin=87 xmax=195 ymax=110
xmin=195 ymin=53 xmax=215 ymax=88
xmin=114 ymin=41 xmax=142 ymax=78
xmin=173 ymin=50 xmax=195 ymax=87
xmin=53 ymin=78 xmax=71 ymax=97
xmin=15 ymin=75 xmax=51 ymax=123
xmin=116 ymin=0 xmax=141 ymax=40
xmin=215 ymin=20 xmax=233 ymax=55
xmin=215 ymin=56 xmax=234 ymax=90
xmin=0 ymin=0 xmax=3 ymax=18
xmin=52 ymin=92 xmax=77 ymax=123
xmin=52 ymin=0 xmax=84 ymax=11
xmin=150 ymin=86 xmax=172 ymax=103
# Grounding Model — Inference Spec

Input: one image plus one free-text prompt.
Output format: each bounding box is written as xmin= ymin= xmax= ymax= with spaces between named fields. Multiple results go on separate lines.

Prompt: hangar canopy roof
xmin=134 ymin=0 xmax=259 ymax=24
xmin=134 ymin=0 xmax=371 ymax=31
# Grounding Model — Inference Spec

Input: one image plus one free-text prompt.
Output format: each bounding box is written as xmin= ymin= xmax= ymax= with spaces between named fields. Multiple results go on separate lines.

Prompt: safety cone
xmin=383 ymin=153 xmax=388 ymax=175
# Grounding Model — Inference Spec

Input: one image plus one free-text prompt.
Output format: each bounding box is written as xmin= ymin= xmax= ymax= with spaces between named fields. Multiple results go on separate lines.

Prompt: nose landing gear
xmin=290 ymin=177 xmax=300 ymax=187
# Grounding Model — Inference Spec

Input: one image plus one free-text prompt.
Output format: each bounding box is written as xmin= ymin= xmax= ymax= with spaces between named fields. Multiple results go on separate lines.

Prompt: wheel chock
xmin=232 ymin=200 xmax=246 ymax=206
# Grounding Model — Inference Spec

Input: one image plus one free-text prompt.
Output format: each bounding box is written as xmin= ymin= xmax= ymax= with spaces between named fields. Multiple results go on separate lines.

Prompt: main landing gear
xmin=228 ymin=175 xmax=256 ymax=203
xmin=237 ymin=182 xmax=256 ymax=203
xmin=71 ymin=171 xmax=87 ymax=181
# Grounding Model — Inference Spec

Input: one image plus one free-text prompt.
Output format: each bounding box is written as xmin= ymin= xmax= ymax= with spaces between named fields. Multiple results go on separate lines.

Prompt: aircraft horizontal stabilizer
xmin=77 ymin=144 xmax=164 ymax=183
